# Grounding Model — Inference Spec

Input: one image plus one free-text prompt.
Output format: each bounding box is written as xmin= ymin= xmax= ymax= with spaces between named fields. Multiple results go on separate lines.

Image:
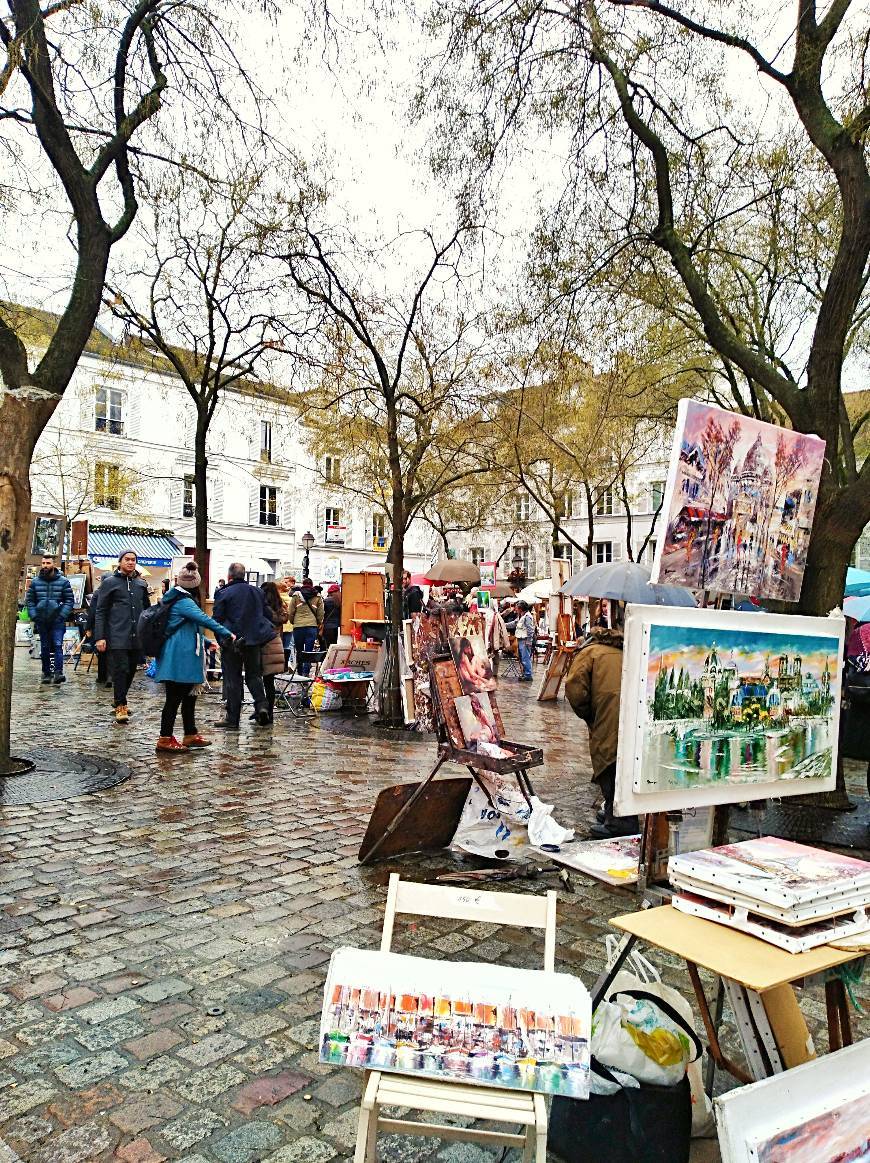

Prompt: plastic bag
xmin=310 ymin=679 xmax=341 ymax=711
xmin=592 ymin=989 xmax=700 ymax=1088
xmin=603 ymin=938 xmax=715 ymax=1136
xmin=527 ymin=795 xmax=574 ymax=847
xmin=450 ymin=781 xmax=528 ymax=859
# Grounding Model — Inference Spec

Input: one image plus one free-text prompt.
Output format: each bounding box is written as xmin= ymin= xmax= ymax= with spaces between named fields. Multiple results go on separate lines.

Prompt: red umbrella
xmin=408 ymin=574 xmax=430 ymax=586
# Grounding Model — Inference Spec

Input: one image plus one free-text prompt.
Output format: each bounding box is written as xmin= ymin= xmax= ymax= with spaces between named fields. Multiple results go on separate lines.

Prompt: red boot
xmin=156 ymin=736 xmax=189 ymax=753
xmin=182 ymin=734 xmax=211 ymax=749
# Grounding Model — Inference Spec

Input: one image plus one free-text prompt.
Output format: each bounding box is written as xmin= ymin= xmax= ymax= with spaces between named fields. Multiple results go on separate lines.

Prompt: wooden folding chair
xmin=353 ymin=873 xmax=556 ymax=1162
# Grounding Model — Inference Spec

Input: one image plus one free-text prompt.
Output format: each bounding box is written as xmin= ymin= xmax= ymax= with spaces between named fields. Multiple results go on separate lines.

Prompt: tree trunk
xmin=798 ymin=502 xmax=862 ymax=618
xmin=0 ymin=391 xmax=56 ymax=770
xmin=379 ymin=518 xmax=405 ymax=729
xmin=797 ymin=500 xmax=867 ymax=808
xmin=194 ymin=416 xmax=209 ymax=590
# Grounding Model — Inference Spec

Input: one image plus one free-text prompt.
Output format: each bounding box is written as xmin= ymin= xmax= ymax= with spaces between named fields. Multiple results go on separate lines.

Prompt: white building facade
xmin=27 ymin=322 xmax=435 ymax=587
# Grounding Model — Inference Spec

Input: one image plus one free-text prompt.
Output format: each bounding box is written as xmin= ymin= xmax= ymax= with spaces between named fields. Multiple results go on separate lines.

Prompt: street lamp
xmin=512 ymin=547 xmax=524 ymax=573
xmin=301 ymin=530 xmax=314 ymax=579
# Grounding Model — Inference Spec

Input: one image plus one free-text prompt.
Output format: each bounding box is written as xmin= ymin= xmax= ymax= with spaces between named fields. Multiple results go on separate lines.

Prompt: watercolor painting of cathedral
xmin=652 ymin=400 xmax=826 ymax=601
xmin=640 ymin=622 xmax=840 ymax=792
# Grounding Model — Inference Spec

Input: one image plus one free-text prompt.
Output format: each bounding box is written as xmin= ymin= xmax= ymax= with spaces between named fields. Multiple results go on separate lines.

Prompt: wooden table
xmin=601 ymin=905 xmax=862 ymax=1085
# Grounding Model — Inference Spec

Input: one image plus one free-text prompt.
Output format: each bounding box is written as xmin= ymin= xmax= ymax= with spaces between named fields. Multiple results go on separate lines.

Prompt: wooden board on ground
xmin=357 ymin=777 xmax=472 ymax=861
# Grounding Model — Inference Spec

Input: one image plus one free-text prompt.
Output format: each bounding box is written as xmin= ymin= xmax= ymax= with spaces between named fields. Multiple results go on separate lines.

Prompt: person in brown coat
xmin=258 ymin=582 xmax=287 ymax=723
xmin=565 ymin=599 xmax=639 ymax=838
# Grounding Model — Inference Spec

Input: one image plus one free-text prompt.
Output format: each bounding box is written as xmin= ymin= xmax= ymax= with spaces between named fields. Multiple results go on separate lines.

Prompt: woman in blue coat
xmin=155 ymin=562 xmax=235 ymax=753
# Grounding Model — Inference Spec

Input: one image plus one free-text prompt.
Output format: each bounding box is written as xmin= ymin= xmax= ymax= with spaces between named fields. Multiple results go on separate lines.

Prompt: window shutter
xmin=79 ymin=386 xmax=93 ymax=431
xmin=212 ymin=478 xmax=224 ymax=522
xmin=169 ymin=477 xmax=183 ymax=520
xmin=249 ymin=486 xmax=259 ymax=525
xmin=281 ymin=489 xmax=292 ymax=530
xmin=613 ymin=543 xmax=623 ymax=560
xmin=127 ymin=394 xmax=140 ymax=440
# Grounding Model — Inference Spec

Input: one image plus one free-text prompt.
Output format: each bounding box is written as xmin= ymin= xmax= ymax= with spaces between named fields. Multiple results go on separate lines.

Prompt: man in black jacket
xmin=94 ymin=549 xmax=150 ymax=723
xmin=213 ymin=562 xmax=273 ymax=729
xmin=25 ymin=555 xmax=75 ymax=684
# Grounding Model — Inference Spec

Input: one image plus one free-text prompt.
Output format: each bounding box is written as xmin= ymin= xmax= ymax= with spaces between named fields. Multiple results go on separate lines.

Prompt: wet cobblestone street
xmin=1 ymin=652 xmax=867 ymax=1162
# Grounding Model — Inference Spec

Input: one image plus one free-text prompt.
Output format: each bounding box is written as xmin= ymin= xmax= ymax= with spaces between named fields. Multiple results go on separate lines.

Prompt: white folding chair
xmin=353 ymin=873 xmax=556 ymax=1162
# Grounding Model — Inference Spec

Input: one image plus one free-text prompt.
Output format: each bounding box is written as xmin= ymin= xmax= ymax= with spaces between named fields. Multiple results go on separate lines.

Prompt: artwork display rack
xmin=359 ymin=611 xmax=544 ymax=864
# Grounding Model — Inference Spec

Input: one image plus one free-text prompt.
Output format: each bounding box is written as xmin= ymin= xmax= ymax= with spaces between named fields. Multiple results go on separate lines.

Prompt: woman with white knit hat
xmin=153 ymin=562 xmax=235 ymax=753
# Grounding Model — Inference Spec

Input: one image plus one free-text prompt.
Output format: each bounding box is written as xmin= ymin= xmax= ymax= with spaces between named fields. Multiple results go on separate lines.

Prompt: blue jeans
xmin=518 ymin=638 xmax=533 ymax=679
xmin=39 ymin=618 xmax=65 ymax=677
xmin=293 ymin=626 xmax=319 ymax=674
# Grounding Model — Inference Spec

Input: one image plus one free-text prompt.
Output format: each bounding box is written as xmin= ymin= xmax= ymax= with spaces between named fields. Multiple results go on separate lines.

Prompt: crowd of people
xmin=25 ymin=550 xmax=342 ymax=754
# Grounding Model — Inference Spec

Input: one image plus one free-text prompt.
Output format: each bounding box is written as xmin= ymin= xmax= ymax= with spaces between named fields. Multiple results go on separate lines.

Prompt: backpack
xmin=136 ymin=593 xmax=183 ymax=658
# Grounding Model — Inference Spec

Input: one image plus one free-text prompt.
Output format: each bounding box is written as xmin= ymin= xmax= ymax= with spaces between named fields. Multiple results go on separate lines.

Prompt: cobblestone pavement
xmin=1 ymin=653 xmax=868 ymax=1163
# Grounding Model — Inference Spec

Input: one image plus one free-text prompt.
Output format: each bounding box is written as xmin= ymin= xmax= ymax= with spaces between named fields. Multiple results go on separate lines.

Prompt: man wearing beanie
xmin=152 ymin=563 xmax=234 ymax=752
xmin=94 ymin=549 xmax=150 ymax=723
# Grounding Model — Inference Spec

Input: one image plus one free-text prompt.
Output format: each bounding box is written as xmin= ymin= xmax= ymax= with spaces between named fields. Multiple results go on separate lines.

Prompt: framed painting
xmin=67 ymin=572 xmax=87 ymax=609
xmin=479 ymin=561 xmax=496 ymax=587
xmin=320 ymin=946 xmax=591 ymax=1098
xmin=28 ymin=513 xmax=66 ymax=562
xmin=715 ymin=1040 xmax=870 ymax=1163
xmin=614 ymin=604 xmax=844 ymax=816
xmin=455 ymin=692 xmax=499 ymax=751
xmin=650 ymin=399 xmax=825 ymax=602
xmin=449 ymin=633 xmax=497 ymax=694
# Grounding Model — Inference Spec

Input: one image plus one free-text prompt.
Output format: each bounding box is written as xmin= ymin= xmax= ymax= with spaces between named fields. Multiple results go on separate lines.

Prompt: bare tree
xmin=106 ymin=168 xmax=292 ymax=580
xmin=279 ymin=222 xmax=489 ymax=724
xmin=0 ymin=0 xmax=270 ymax=768
xmin=427 ymin=0 xmax=870 ymax=616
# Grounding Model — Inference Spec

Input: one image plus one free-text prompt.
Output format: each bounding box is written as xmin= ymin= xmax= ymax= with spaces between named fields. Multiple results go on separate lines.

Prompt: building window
xmin=515 ymin=492 xmax=530 ymax=522
xmin=594 ymin=540 xmax=613 ymax=564
xmin=95 ymin=387 xmax=124 ymax=436
xmin=515 ymin=544 xmax=536 ymax=578
xmin=259 ymin=485 xmax=280 ymax=526
xmin=562 ymin=492 xmax=574 ymax=519
xmin=94 ymin=462 xmax=122 ymax=510
xmin=372 ymin=512 xmax=387 ymax=548
xmin=325 ymin=455 xmax=341 ymax=484
xmin=553 ymin=542 xmax=573 ymax=567
xmin=646 ymin=539 xmax=658 ymax=565
xmin=325 ymin=507 xmax=344 ymax=545
xmin=470 ymin=547 xmax=485 ymax=565
xmin=183 ymin=474 xmax=195 ymax=518
xmin=260 ymin=420 xmax=272 ymax=464
xmin=651 ymin=480 xmax=666 ymax=512
xmin=595 ymin=487 xmax=614 ymax=516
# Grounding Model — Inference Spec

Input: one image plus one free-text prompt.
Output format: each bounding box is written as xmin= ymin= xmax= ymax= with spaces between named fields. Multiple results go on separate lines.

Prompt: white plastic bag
xmin=603 ymin=938 xmax=715 ymax=1136
xmin=527 ymin=795 xmax=574 ymax=847
xmin=450 ymin=782 xmax=528 ymax=859
xmin=592 ymin=991 xmax=699 ymax=1088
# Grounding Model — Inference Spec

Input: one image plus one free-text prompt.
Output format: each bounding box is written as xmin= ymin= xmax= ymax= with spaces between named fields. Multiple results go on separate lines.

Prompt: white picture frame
xmin=714 ymin=1040 xmax=870 ymax=1163
xmin=614 ymin=604 xmax=844 ymax=816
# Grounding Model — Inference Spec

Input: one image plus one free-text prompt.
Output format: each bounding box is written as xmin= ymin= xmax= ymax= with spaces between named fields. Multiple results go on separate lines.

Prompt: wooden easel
xmin=358 ymin=649 xmax=543 ymax=864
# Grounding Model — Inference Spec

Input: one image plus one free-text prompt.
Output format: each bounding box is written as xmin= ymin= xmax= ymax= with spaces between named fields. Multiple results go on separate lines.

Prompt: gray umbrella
xmin=560 ymin=561 xmax=696 ymax=607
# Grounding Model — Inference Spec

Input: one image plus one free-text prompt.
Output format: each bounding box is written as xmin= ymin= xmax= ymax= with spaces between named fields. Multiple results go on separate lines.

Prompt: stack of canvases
xmin=668 ymin=837 xmax=870 ymax=953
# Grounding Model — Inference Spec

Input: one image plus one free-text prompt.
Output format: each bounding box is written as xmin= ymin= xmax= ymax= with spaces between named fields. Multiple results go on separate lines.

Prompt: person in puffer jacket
xmin=25 ymin=555 xmax=75 ymax=685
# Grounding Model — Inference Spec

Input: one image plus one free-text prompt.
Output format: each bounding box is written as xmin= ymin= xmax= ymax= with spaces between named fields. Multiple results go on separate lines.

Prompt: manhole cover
xmin=0 ymin=748 xmax=132 ymax=806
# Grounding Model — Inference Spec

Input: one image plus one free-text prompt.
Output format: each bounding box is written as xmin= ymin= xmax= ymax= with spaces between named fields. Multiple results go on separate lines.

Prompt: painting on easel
xmin=615 ymin=604 xmax=844 ymax=816
xmin=450 ymin=634 xmax=497 ymax=694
